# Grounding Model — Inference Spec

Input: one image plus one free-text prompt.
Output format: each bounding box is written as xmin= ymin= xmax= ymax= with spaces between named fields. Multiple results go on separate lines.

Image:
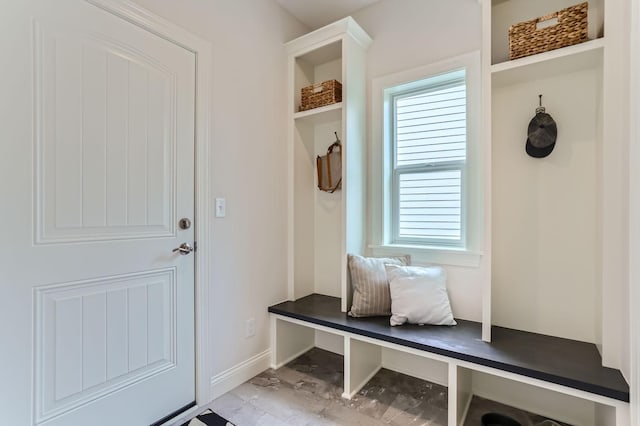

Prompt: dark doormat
xmin=181 ymin=409 xmax=234 ymax=426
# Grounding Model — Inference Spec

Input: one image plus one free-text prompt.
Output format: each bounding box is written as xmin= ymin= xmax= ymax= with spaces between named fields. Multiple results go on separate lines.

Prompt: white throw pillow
xmin=384 ymin=264 xmax=456 ymax=326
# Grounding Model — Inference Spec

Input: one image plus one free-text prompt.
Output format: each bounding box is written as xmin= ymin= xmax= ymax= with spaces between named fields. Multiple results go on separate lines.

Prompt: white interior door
xmin=0 ymin=1 xmax=196 ymax=425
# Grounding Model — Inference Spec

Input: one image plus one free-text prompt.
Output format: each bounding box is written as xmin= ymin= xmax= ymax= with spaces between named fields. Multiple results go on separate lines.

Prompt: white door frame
xmin=86 ymin=0 xmax=213 ymax=408
xmin=630 ymin=0 xmax=639 ymax=423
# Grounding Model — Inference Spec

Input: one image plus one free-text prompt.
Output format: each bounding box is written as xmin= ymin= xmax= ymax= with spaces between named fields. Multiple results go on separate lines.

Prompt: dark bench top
xmin=268 ymin=293 xmax=629 ymax=402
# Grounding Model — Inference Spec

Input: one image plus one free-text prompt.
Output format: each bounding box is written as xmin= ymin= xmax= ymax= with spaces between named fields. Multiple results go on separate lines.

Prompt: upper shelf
xmin=491 ymin=38 xmax=605 ymax=88
xmin=489 ymin=0 xmax=605 ymax=65
xmin=296 ymin=41 xmax=341 ymax=66
xmin=294 ymin=102 xmax=342 ymax=125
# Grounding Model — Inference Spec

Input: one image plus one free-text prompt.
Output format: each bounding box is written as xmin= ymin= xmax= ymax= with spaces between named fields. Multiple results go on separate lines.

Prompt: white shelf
xmin=491 ymin=38 xmax=605 ymax=87
xmin=296 ymin=41 xmax=342 ymax=66
xmin=293 ymin=102 xmax=342 ymax=125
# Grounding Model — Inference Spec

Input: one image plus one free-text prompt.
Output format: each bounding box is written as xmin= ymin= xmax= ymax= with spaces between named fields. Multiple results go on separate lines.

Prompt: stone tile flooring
xmin=209 ymin=348 xmax=448 ymax=425
xmin=204 ymin=347 xmax=571 ymax=426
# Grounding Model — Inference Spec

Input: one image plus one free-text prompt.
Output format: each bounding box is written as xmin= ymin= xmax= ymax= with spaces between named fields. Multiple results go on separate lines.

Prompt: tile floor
xmin=208 ymin=348 xmax=448 ymax=425
xmin=187 ymin=348 xmax=570 ymax=426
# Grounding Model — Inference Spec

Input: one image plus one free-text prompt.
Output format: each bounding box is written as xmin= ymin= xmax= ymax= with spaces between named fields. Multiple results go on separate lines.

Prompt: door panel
xmin=36 ymin=269 xmax=177 ymax=422
xmin=36 ymin=20 xmax=177 ymax=243
xmin=0 ymin=1 xmax=196 ymax=425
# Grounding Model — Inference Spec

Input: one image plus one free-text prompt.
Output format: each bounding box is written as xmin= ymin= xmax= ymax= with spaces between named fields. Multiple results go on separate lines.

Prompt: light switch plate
xmin=215 ymin=198 xmax=226 ymax=218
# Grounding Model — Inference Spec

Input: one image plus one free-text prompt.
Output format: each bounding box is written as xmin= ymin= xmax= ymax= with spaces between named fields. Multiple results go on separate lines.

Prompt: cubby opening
xmin=457 ymin=367 xmax=618 ymax=426
xmin=314 ymin=328 xmax=345 ymax=355
xmin=271 ymin=318 xmax=345 ymax=370
xmin=293 ymin=40 xmax=342 ymax=114
xmin=490 ymin=0 xmax=605 ymax=66
xmin=291 ymin=40 xmax=345 ymax=302
xmin=491 ymin=66 xmax=603 ymax=345
xmin=292 ymin=118 xmax=344 ymax=300
xmin=484 ymin=0 xmax=630 ymax=391
xmin=287 ymin=18 xmax=370 ymax=312
xmin=379 ymin=346 xmax=449 ymax=388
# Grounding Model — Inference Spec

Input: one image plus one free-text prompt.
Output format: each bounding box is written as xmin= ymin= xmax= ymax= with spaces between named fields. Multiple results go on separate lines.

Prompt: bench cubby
xmin=460 ymin=369 xmax=623 ymax=426
xmin=269 ymin=294 xmax=629 ymax=425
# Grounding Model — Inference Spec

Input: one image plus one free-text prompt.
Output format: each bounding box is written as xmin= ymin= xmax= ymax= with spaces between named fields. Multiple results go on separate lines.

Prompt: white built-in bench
xmin=269 ymin=294 xmax=630 ymax=426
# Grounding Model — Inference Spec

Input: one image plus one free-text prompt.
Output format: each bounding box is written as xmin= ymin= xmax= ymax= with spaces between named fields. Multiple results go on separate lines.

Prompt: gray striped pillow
xmin=348 ymin=254 xmax=410 ymax=317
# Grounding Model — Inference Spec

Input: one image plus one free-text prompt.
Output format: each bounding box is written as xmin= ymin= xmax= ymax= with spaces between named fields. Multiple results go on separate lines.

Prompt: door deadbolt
xmin=179 ymin=218 xmax=192 ymax=230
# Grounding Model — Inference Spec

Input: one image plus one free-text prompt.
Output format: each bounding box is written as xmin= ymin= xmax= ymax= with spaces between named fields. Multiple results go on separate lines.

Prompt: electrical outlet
xmin=245 ymin=318 xmax=255 ymax=338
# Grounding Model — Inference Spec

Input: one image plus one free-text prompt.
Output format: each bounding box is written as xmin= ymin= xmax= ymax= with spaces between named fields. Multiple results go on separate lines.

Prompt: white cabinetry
xmin=272 ymin=6 xmax=631 ymax=425
xmin=483 ymin=0 xmax=629 ymax=356
xmin=481 ymin=0 xmax=630 ymax=421
xmin=286 ymin=17 xmax=371 ymax=312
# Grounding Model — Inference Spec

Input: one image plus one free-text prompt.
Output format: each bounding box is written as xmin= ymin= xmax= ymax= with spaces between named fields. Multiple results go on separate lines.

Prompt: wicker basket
xmin=509 ymin=2 xmax=588 ymax=60
xmin=300 ymin=80 xmax=342 ymax=112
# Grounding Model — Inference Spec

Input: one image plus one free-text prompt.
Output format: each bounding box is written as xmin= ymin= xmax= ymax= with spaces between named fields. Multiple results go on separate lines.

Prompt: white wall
xmin=353 ymin=0 xmax=482 ymax=79
xmin=353 ymin=0 xmax=484 ymax=322
xmin=129 ymin=0 xmax=308 ymax=395
xmin=492 ymin=69 xmax=601 ymax=343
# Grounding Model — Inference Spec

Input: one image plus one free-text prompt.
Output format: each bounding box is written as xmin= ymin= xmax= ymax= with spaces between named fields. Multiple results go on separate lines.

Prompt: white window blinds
xmin=392 ymin=72 xmax=466 ymax=244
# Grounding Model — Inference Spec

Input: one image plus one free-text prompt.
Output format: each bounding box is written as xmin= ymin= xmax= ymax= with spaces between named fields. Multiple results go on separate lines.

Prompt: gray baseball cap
xmin=526 ymin=106 xmax=557 ymax=158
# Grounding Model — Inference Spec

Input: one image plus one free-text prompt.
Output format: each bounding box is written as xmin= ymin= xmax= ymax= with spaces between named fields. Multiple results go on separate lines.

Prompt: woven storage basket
xmin=509 ymin=2 xmax=588 ymax=60
xmin=300 ymin=80 xmax=342 ymax=112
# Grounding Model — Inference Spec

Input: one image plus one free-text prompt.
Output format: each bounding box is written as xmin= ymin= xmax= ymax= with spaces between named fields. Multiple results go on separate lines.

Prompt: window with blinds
xmin=391 ymin=70 xmax=467 ymax=246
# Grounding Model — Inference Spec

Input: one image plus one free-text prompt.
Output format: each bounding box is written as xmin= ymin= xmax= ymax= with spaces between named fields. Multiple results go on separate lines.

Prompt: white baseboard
xmin=209 ymin=349 xmax=271 ymax=400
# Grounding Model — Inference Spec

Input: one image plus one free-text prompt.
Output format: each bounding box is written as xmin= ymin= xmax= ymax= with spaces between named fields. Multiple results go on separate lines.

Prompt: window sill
xmin=368 ymin=244 xmax=482 ymax=267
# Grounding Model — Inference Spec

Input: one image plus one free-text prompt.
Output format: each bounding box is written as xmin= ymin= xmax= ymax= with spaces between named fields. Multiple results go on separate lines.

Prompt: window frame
xmin=368 ymin=52 xmax=482 ymax=267
xmin=390 ymin=76 xmax=468 ymax=247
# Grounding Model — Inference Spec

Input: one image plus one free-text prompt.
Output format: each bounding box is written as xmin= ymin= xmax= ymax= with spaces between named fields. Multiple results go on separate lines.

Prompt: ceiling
xmin=276 ymin=0 xmax=383 ymax=30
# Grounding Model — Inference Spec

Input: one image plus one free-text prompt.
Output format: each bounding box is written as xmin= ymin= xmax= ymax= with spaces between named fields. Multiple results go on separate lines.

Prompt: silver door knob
xmin=172 ymin=242 xmax=194 ymax=255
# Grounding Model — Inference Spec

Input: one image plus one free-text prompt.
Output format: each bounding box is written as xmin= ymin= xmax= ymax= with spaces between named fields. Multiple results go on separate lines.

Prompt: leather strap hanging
xmin=316 ymin=132 xmax=342 ymax=193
